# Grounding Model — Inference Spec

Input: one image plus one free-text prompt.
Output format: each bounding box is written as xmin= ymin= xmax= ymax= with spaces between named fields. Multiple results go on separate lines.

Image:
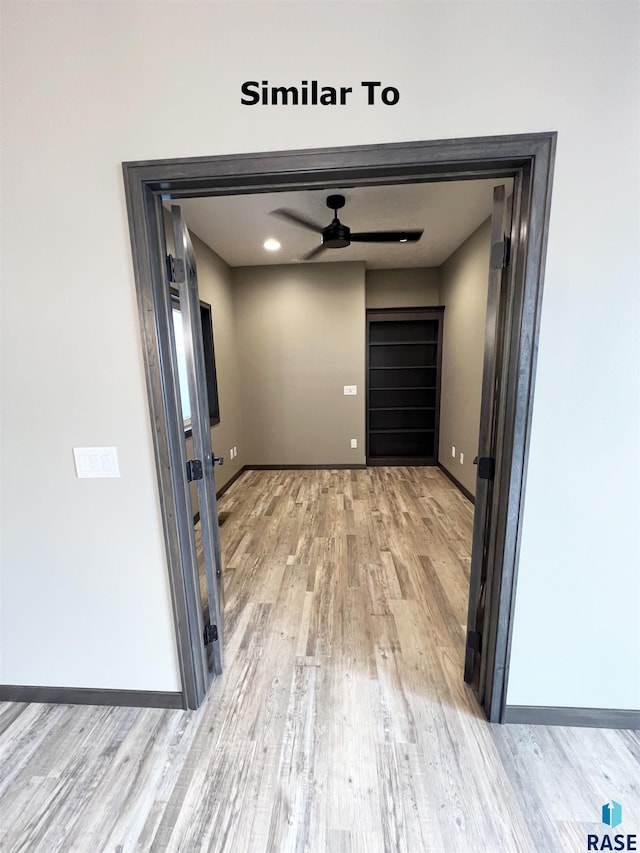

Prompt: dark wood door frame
xmin=123 ymin=133 xmax=556 ymax=717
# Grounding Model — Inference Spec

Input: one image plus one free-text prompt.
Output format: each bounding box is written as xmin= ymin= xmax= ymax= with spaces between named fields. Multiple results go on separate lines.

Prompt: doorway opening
xmin=123 ymin=134 xmax=556 ymax=719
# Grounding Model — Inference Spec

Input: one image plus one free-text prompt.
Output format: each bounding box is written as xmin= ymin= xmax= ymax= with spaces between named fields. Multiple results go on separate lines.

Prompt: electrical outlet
xmin=451 ymin=446 xmax=456 ymax=458
xmin=350 ymin=438 xmax=357 ymax=449
xmin=460 ymin=452 xmax=464 ymax=464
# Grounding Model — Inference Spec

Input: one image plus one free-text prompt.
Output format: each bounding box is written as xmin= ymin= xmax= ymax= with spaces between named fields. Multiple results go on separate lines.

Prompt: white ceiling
xmin=174 ymin=178 xmax=511 ymax=270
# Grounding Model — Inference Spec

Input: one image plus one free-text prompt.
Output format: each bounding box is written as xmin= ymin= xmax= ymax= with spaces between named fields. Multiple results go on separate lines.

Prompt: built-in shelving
xmin=366 ymin=307 xmax=444 ymax=466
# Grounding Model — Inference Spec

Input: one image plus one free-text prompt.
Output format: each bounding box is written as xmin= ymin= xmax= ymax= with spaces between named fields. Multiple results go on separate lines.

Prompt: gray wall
xmin=366 ymin=268 xmax=440 ymax=308
xmin=438 ymin=218 xmax=492 ymax=496
xmin=232 ymin=262 xmax=366 ymax=466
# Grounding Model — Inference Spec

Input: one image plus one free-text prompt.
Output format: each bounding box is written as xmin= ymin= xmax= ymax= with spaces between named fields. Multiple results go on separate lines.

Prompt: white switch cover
xmin=344 ymin=385 xmax=357 ymax=396
xmin=451 ymin=446 xmax=456 ymax=458
xmin=350 ymin=438 xmax=358 ymax=448
xmin=460 ymin=452 xmax=464 ymax=464
xmin=73 ymin=447 xmax=120 ymax=478
xmin=233 ymin=446 xmax=237 ymax=457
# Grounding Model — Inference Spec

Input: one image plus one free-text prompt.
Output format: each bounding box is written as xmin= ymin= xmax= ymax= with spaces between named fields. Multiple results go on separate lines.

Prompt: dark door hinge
xmin=186 ymin=459 xmax=203 ymax=482
xmin=467 ymin=630 xmax=482 ymax=654
xmin=167 ymin=254 xmax=186 ymax=284
xmin=490 ymin=237 xmax=510 ymax=270
xmin=477 ymin=457 xmax=495 ymax=481
xmin=204 ymin=623 xmax=218 ymax=645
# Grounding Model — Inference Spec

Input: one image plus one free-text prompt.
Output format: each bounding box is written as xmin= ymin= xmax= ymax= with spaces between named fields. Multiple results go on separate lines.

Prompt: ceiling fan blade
xmin=301 ymin=244 xmax=327 ymax=261
xmin=350 ymin=230 xmax=423 ymax=243
xmin=271 ymin=208 xmax=324 ymax=234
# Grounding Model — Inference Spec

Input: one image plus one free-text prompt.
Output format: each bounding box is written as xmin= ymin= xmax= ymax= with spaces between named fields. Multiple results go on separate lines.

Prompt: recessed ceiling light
xmin=264 ymin=238 xmax=281 ymax=251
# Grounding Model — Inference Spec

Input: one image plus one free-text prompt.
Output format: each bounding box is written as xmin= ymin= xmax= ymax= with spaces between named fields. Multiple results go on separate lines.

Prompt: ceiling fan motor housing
xmin=323 ymin=194 xmax=350 ymax=248
xmin=323 ymin=221 xmax=351 ymax=248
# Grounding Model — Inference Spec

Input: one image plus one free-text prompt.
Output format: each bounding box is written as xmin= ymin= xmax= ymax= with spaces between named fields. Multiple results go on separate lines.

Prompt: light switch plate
xmin=344 ymin=385 xmax=357 ymax=396
xmin=73 ymin=447 xmax=120 ymax=478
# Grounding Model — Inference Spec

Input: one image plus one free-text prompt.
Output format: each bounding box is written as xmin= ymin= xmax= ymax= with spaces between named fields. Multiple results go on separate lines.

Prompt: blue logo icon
xmin=602 ymin=801 xmax=622 ymax=829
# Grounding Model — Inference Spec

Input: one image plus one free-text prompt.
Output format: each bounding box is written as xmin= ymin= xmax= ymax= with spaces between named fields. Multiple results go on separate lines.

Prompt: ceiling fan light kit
xmin=271 ymin=194 xmax=423 ymax=261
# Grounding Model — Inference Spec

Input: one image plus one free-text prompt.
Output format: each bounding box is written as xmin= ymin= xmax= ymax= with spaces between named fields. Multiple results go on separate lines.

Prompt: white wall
xmin=1 ymin=1 xmax=638 ymax=709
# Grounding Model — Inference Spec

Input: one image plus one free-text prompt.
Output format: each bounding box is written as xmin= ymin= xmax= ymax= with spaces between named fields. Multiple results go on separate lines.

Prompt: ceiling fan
xmin=271 ymin=194 xmax=423 ymax=260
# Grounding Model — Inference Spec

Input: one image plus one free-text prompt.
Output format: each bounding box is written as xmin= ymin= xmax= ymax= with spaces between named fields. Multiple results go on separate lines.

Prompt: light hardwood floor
xmin=0 ymin=468 xmax=638 ymax=852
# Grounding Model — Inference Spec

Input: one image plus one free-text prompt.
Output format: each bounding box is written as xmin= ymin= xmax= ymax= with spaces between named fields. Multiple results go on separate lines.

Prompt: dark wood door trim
xmin=123 ymin=133 xmax=556 ymax=718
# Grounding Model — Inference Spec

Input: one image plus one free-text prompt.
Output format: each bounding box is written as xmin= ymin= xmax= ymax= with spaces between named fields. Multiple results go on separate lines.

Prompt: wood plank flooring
xmin=1 ymin=467 xmax=638 ymax=852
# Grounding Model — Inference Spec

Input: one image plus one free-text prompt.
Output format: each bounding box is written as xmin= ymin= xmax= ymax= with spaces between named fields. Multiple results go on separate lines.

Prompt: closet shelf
xmin=369 ymin=406 xmax=435 ymax=412
xmin=369 ymin=340 xmax=438 ymax=346
xmin=370 ymin=428 xmax=435 ymax=434
xmin=367 ymin=308 xmax=443 ymax=466
xmin=369 ymin=365 xmax=436 ymax=370
xmin=370 ymin=385 xmax=436 ymax=391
